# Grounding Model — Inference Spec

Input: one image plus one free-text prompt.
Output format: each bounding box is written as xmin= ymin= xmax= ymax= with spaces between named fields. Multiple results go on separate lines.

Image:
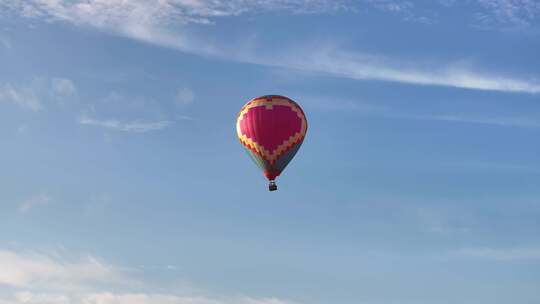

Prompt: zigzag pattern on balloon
xmin=236 ymin=96 xmax=307 ymax=164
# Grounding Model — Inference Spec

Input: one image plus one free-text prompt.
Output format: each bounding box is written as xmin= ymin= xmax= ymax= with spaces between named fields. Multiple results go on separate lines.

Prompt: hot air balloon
xmin=236 ymin=95 xmax=308 ymax=191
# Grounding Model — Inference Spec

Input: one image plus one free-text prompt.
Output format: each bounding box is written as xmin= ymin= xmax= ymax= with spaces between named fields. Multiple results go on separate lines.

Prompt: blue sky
xmin=0 ymin=1 xmax=539 ymax=303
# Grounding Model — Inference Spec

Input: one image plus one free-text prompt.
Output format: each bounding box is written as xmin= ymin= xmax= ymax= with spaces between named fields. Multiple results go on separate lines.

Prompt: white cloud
xmin=368 ymin=0 xmax=540 ymax=26
xmin=367 ymin=0 xmax=413 ymax=12
xmin=475 ymin=0 xmax=540 ymax=27
xmin=3 ymin=1 xmax=540 ymax=94
xmin=3 ymin=293 xmax=296 ymax=304
xmin=0 ymin=0 xmax=348 ymax=28
xmin=79 ymin=116 xmax=173 ymax=133
xmin=456 ymin=246 xmax=540 ymax=261
xmin=0 ymin=249 xmax=298 ymax=304
xmin=364 ymin=0 xmax=434 ymax=23
xmin=175 ymin=87 xmax=195 ymax=106
xmin=51 ymin=78 xmax=76 ymax=98
xmin=0 ymin=83 xmax=42 ymax=111
xmin=263 ymin=47 xmax=540 ymax=93
xmin=18 ymin=194 xmax=52 ymax=214
xmin=443 ymin=161 xmax=540 ymax=173
xmin=0 ymin=250 xmax=120 ymax=288
xmin=300 ymin=96 xmax=540 ymax=128
xmin=0 ymin=78 xmax=77 ymax=111
xmin=14 ymin=292 xmax=70 ymax=304
xmin=415 ymin=207 xmax=471 ymax=234
xmin=79 ymin=90 xmax=192 ymax=134
xmin=398 ymin=113 xmax=540 ymax=128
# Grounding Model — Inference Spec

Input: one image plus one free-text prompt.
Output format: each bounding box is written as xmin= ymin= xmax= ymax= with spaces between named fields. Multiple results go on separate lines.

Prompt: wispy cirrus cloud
xmin=0 ymin=249 xmax=121 ymax=288
xmin=175 ymin=87 xmax=195 ymax=106
xmin=415 ymin=207 xmax=472 ymax=234
xmin=301 ymin=96 xmax=540 ymax=128
xmin=18 ymin=194 xmax=52 ymax=214
xmin=443 ymin=161 xmax=540 ymax=173
xmin=0 ymin=248 xmax=298 ymax=304
xmin=79 ymin=116 xmax=174 ymax=133
xmin=366 ymin=0 xmax=540 ymax=27
xmin=6 ymin=292 xmax=296 ymax=304
xmin=262 ymin=48 xmax=540 ymax=93
xmin=367 ymin=0 xmax=413 ymax=12
xmin=4 ymin=0 xmax=540 ymax=94
xmin=474 ymin=0 xmax=540 ymax=28
xmin=51 ymin=78 xmax=76 ymax=98
xmin=0 ymin=83 xmax=42 ymax=111
xmin=0 ymin=0 xmax=349 ymax=26
xmin=398 ymin=113 xmax=540 ymax=128
xmin=456 ymin=246 xmax=540 ymax=261
xmin=364 ymin=0 xmax=435 ymax=23
xmin=78 ymin=88 xmax=194 ymax=134
xmin=0 ymin=78 xmax=76 ymax=111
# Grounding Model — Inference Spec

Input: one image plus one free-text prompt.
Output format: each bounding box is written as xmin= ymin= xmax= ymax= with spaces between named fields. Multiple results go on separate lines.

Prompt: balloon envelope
xmin=236 ymin=95 xmax=307 ymax=189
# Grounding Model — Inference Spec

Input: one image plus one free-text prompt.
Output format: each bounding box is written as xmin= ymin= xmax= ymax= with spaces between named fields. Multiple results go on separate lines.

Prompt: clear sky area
xmin=0 ymin=1 xmax=539 ymax=304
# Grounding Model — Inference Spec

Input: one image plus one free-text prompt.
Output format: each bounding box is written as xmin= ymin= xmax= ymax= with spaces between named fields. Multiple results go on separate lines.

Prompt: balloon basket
xmin=269 ymin=181 xmax=277 ymax=191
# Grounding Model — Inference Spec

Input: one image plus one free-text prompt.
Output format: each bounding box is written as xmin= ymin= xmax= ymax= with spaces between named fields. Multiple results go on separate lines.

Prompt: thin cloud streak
xmin=18 ymin=194 xmax=51 ymax=213
xmin=0 ymin=83 xmax=42 ymax=111
xmin=441 ymin=161 xmax=540 ymax=175
xmin=79 ymin=116 xmax=174 ymax=133
xmin=5 ymin=1 xmax=540 ymax=94
xmin=0 ymin=78 xmax=76 ymax=111
xmin=456 ymin=246 xmax=540 ymax=261
xmin=175 ymin=87 xmax=195 ymax=106
xmin=301 ymin=96 xmax=540 ymax=128
xmin=259 ymin=47 xmax=540 ymax=93
xmin=400 ymin=113 xmax=540 ymax=128
xmin=51 ymin=78 xmax=76 ymax=98
xmin=474 ymin=0 xmax=540 ymax=27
